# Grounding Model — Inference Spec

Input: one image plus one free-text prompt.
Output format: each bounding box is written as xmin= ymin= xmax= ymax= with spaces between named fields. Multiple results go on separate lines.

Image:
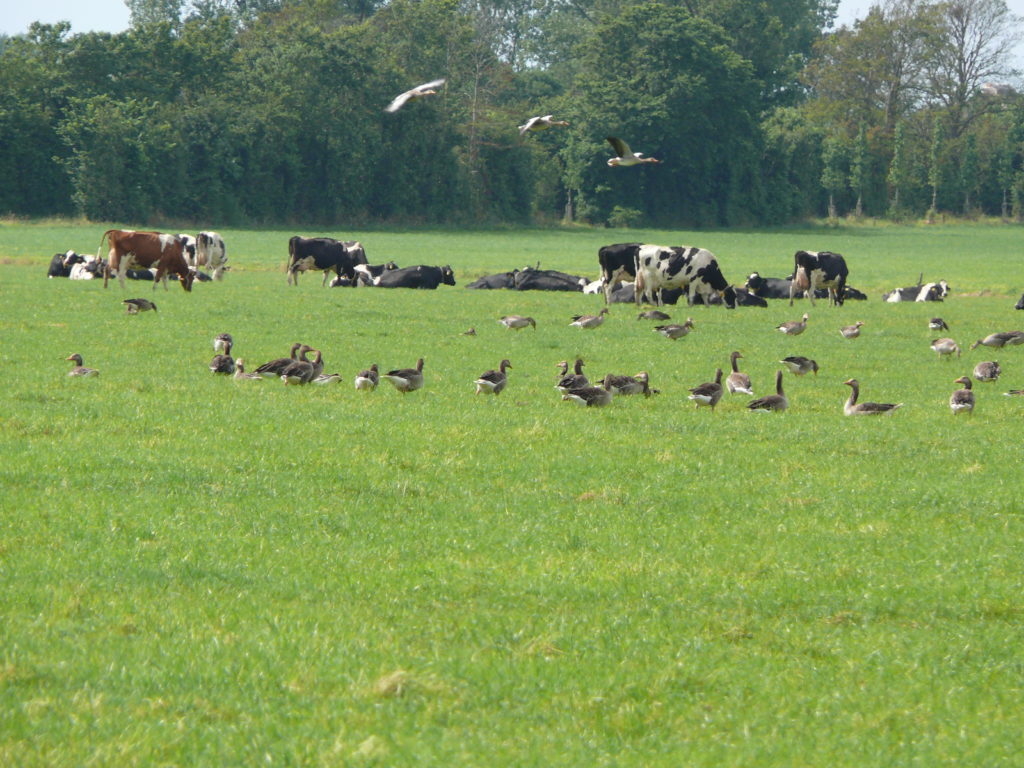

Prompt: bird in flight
xmin=385 ymin=79 xmax=446 ymax=113
xmin=606 ymin=136 xmax=660 ymax=167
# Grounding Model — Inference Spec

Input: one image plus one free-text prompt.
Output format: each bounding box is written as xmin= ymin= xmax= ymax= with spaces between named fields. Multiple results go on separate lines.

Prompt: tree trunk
xmin=828 ymin=193 xmax=837 ymax=220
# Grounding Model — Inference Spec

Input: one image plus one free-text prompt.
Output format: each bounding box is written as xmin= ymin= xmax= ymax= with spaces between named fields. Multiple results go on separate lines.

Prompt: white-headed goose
xmin=213 ymin=332 xmax=233 ymax=353
xmin=233 ymin=359 xmax=262 ymax=381
xmin=123 ymin=298 xmax=157 ymax=314
xmin=929 ymin=318 xmax=949 ymax=331
xmin=518 ymin=115 xmax=569 ymax=136
xmin=605 ymin=136 xmax=660 ymax=167
xmin=973 ymin=360 xmax=1001 ymax=383
xmin=843 ymin=378 xmax=902 ymax=415
xmin=500 ymin=315 xmax=536 ymax=330
xmin=688 ymin=368 xmax=724 ymax=411
xmin=562 ymin=386 xmax=612 ymax=407
xmin=726 ymin=351 xmax=753 ymax=395
xmin=556 ymin=359 xmax=588 ymax=393
xmin=747 ymin=371 xmax=787 ymax=412
xmin=475 ymin=359 xmax=511 ymax=395
xmin=570 ymin=308 xmax=609 ymax=329
xmin=601 ymin=371 xmax=651 ymax=397
xmin=354 ymin=364 xmax=379 ymax=391
xmin=950 ymin=376 xmax=974 ymax=415
xmin=653 ymin=318 xmax=694 ymax=340
xmin=637 ymin=310 xmax=671 ymax=321
xmin=383 ymin=358 xmax=425 ymax=393
xmin=840 ymin=321 xmax=864 ymax=339
xmin=66 ymin=353 xmax=99 ymax=377
xmin=931 ymin=337 xmax=961 ymax=359
xmin=210 ymin=337 xmax=236 ymax=375
xmin=384 ymin=78 xmax=446 ymax=113
xmin=255 ymin=343 xmax=303 ymax=378
xmin=780 ymin=356 xmax=819 ymax=376
xmin=776 ymin=313 xmax=809 ymax=336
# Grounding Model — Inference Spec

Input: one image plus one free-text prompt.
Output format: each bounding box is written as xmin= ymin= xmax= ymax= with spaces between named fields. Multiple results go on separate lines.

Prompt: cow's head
xmin=180 ymin=269 xmax=196 ymax=291
xmin=745 ymin=272 xmax=765 ymax=293
xmin=721 ymin=285 xmax=737 ymax=309
xmin=937 ymin=280 xmax=949 ymax=299
xmin=441 ymin=265 xmax=456 ymax=286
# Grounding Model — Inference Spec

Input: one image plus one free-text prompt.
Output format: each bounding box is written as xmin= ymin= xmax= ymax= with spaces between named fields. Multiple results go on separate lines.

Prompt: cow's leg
xmin=117 ymin=260 xmax=130 ymax=290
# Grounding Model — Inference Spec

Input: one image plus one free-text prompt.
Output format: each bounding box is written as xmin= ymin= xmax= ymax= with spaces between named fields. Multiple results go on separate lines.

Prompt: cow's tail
xmin=98 ymin=229 xmax=114 ymax=288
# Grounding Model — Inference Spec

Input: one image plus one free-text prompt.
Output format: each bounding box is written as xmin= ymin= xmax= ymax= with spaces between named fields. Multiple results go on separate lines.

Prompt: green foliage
xmin=607 ymin=205 xmax=643 ymax=228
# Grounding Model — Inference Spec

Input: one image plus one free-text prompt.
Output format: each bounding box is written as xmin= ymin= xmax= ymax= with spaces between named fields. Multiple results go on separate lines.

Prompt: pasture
xmin=2 ymin=220 xmax=1023 ymax=766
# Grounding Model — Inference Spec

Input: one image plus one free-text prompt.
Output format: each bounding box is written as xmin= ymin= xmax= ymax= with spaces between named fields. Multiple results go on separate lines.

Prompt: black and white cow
xmin=513 ymin=267 xmax=587 ymax=291
xmin=466 ymin=272 xmax=517 ymax=290
xmin=883 ymin=280 xmax=949 ymax=303
xmin=196 ymin=232 xmax=228 ymax=280
xmin=373 ymin=264 xmax=455 ymax=289
xmin=744 ymin=272 xmax=792 ymax=299
xmin=352 ymin=261 xmax=399 ymax=286
xmin=635 ymin=245 xmax=737 ymax=308
xmin=1016 ymin=293 xmax=1024 ymax=310
xmin=47 ymin=250 xmax=85 ymax=278
xmin=598 ymin=242 xmax=642 ymax=304
xmin=177 ymin=234 xmax=197 ymax=269
xmin=286 ymin=236 xmax=368 ymax=286
xmin=790 ymin=250 xmax=848 ymax=306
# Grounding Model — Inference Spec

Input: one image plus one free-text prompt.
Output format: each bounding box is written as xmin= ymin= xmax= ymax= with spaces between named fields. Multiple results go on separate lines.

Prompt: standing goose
xmin=776 ymin=313 xmax=809 ymax=336
xmin=929 ymin=318 xmax=949 ymax=331
xmin=605 ymin=136 xmax=660 ymax=167
xmin=65 ymin=353 xmax=99 ymax=377
xmin=950 ymin=376 xmax=975 ymax=415
xmin=209 ymin=337 xmax=236 ymax=375
xmin=556 ymin=359 xmax=588 ymax=393
xmin=726 ymin=351 xmax=753 ymax=395
xmin=931 ymin=337 xmax=961 ymax=359
xmin=843 ymin=378 xmax=902 ymax=415
xmin=570 ymin=308 xmax=609 ymax=329
xmin=255 ymin=343 xmax=303 ymax=378
xmin=747 ymin=371 xmax=788 ymax=412
xmin=973 ymin=360 xmax=1001 ymax=383
xmin=601 ymin=371 xmax=651 ymax=397
xmin=780 ymin=356 xmax=819 ymax=376
xmin=213 ymin=333 xmax=233 ymax=353
xmin=840 ymin=321 xmax=864 ymax=339
xmin=475 ymin=359 xmax=511 ymax=395
xmin=233 ymin=359 xmax=263 ymax=381
xmin=384 ymin=78 xmax=446 ymax=113
xmin=971 ymin=331 xmax=1023 ymax=349
xmin=637 ymin=310 xmax=671 ymax=321
xmin=499 ymin=315 xmax=536 ymax=330
xmin=383 ymin=358 xmax=425 ymax=393
xmin=518 ymin=115 xmax=569 ymax=136
xmin=279 ymin=345 xmax=316 ymax=385
xmin=123 ymin=298 xmax=157 ymax=314
xmin=562 ymin=386 xmax=613 ymax=407
xmin=354 ymin=364 xmax=379 ymax=391
xmin=688 ymin=368 xmax=724 ymax=411
xmin=653 ymin=318 xmax=694 ymax=340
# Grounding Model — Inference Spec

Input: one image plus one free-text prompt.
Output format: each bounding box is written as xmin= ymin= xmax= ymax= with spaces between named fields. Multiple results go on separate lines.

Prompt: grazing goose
xmin=843 ymin=378 xmax=902 ymax=415
xmin=475 ymin=359 xmax=511 ymax=395
xmin=605 ymin=136 xmax=660 ymax=167
xmin=562 ymin=386 xmax=613 ymax=407
xmin=354 ymin=364 xmax=379 ymax=391
xmin=461 ymin=327 xmax=476 ymax=336
xmin=601 ymin=371 xmax=651 ymax=397
xmin=123 ymin=298 xmax=157 ymax=314
xmin=213 ymin=333 xmax=233 ymax=353
xmin=726 ymin=351 xmax=753 ymax=395
xmin=929 ymin=317 xmax=949 ymax=331
xmin=556 ymin=359 xmax=588 ymax=393
xmin=973 ymin=360 xmax=1001 ymax=383
xmin=950 ymin=376 xmax=974 ymax=415
xmin=747 ymin=371 xmax=788 ymax=412
xmin=931 ymin=337 xmax=961 ymax=359
xmin=570 ymin=308 xmax=609 ymax=329
xmin=384 ymin=78 xmax=446 ymax=113
xmin=840 ymin=321 xmax=864 ymax=339
xmin=688 ymin=368 xmax=724 ymax=411
xmin=65 ymin=353 xmax=99 ymax=377
xmin=499 ymin=315 xmax=536 ymax=330
xmin=279 ymin=345 xmax=316 ymax=385
xmin=637 ymin=310 xmax=671 ymax=321
xmin=1004 ymin=389 xmax=1024 ymax=396
xmin=209 ymin=337 xmax=236 ymax=375
xmin=780 ymin=356 xmax=819 ymax=376
xmin=255 ymin=343 xmax=303 ymax=378
xmin=233 ymin=359 xmax=262 ymax=381
xmin=776 ymin=313 xmax=809 ymax=336
xmin=383 ymin=358 xmax=425 ymax=393
xmin=653 ymin=318 xmax=694 ymax=340
xmin=518 ymin=115 xmax=569 ymax=136
xmin=971 ymin=331 xmax=1024 ymax=350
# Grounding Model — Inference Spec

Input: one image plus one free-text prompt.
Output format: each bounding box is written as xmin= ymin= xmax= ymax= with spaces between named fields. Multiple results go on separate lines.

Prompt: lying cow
xmin=883 ymin=280 xmax=949 ymax=302
xmin=286 ymin=236 xmax=367 ymax=286
xmin=373 ymin=264 xmax=456 ymax=289
xmin=466 ymin=272 xmax=516 ymax=290
xmin=100 ymin=230 xmax=194 ymax=291
xmin=745 ymin=272 xmax=792 ymax=299
xmin=1016 ymin=293 xmax=1024 ymax=310
xmin=635 ymin=244 xmax=737 ymax=308
xmin=353 ymin=261 xmax=399 ymax=286
xmin=47 ymin=250 xmax=85 ymax=278
xmin=513 ymin=267 xmax=587 ymax=291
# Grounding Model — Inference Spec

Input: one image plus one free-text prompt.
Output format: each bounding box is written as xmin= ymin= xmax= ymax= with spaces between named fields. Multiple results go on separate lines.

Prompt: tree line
xmin=0 ymin=0 xmax=1021 ymax=227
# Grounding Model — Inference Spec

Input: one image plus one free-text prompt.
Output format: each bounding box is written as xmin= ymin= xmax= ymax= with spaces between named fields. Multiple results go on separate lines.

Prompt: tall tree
xmin=821 ymin=134 xmax=847 ymax=218
xmin=849 ymin=123 xmax=868 ymax=216
xmin=927 ymin=114 xmax=945 ymax=218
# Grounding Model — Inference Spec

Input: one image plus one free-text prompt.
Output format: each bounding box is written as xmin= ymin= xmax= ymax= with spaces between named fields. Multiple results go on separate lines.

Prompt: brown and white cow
xmin=100 ymin=230 xmax=194 ymax=291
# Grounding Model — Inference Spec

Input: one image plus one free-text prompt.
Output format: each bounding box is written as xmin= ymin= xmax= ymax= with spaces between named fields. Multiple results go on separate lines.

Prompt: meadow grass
xmin=1 ymin=220 xmax=1023 ymax=766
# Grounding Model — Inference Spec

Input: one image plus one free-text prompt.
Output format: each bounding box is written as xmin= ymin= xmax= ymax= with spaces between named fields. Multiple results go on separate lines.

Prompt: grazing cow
xmin=286 ymin=236 xmax=367 ymax=286
xmin=196 ymin=232 xmax=228 ymax=280
xmin=513 ymin=267 xmax=587 ymax=292
xmin=100 ymin=230 xmax=194 ymax=291
xmin=353 ymin=261 xmax=399 ymax=286
xmin=1014 ymin=293 xmax=1024 ymax=310
xmin=634 ymin=245 xmax=737 ymax=308
xmin=883 ymin=280 xmax=949 ymax=303
xmin=789 ymin=250 xmax=848 ymax=306
xmin=373 ymin=264 xmax=455 ymax=289
xmin=598 ymin=242 xmax=642 ymax=304
xmin=466 ymin=272 xmax=516 ymax=290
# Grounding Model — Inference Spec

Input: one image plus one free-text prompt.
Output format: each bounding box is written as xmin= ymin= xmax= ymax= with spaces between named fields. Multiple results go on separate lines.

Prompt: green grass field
xmin=2 ymin=220 xmax=1023 ymax=766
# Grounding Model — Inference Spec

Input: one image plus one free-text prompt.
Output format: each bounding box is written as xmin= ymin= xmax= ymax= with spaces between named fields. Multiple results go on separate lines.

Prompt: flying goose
xmin=383 ymin=358 xmax=425 ymax=393
xmin=475 ymin=359 xmax=511 ymax=395
xmin=637 ymin=310 xmax=671 ymax=321
xmin=278 ymin=345 xmax=316 ymax=385
xmin=688 ymin=368 xmax=724 ymax=411
xmin=233 ymin=359 xmax=262 ymax=381
xmin=123 ymin=298 xmax=157 ymax=314
xmin=929 ymin=318 xmax=949 ymax=331
xmin=653 ymin=318 xmax=694 ymax=339
xmin=601 ymin=371 xmax=651 ymax=397
xmin=950 ymin=376 xmax=974 ymax=415
xmin=384 ymin=78 xmax=446 ymax=113
xmin=354 ymin=364 xmax=379 ymax=391
xmin=500 ymin=315 xmax=536 ymax=330
xmin=518 ymin=115 xmax=569 ymax=136
xmin=726 ymin=351 xmax=753 ymax=395
xmin=255 ymin=343 xmax=303 ymax=378
xmin=843 ymin=378 xmax=902 ymax=415
xmin=931 ymin=337 xmax=961 ymax=359
xmin=840 ymin=321 xmax=864 ymax=339
xmin=570 ymin=308 xmax=609 ymax=329
xmin=209 ymin=337 xmax=236 ymax=375
xmin=971 ymin=331 xmax=1024 ymax=349
xmin=780 ymin=356 xmax=819 ymax=376
xmin=556 ymin=359 xmax=588 ymax=393
xmin=605 ymin=136 xmax=660 ymax=167
xmin=973 ymin=360 xmax=1001 ymax=383
xmin=776 ymin=313 xmax=809 ymax=335
xmin=747 ymin=370 xmax=788 ymax=412
xmin=213 ymin=333 xmax=233 ymax=353
xmin=561 ymin=385 xmax=613 ymax=407
xmin=65 ymin=353 xmax=99 ymax=377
